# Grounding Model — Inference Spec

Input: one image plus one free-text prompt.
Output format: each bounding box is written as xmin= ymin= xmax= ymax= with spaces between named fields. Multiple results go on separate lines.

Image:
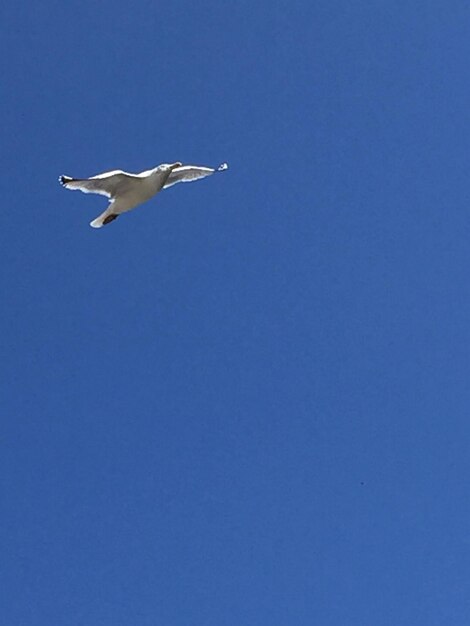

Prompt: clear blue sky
xmin=2 ymin=1 xmax=470 ymax=624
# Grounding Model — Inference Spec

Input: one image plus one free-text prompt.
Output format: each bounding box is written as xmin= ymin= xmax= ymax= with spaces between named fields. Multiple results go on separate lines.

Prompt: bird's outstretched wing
xmin=163 ymin=163 xmax=228 ymax=189
xmin=58 ymin=170 xmax=138 ymax=199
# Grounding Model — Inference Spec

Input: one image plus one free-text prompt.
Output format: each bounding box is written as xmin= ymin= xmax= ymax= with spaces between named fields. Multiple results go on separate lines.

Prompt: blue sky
xmin=2 ymin=1 xmax=470 ymax=624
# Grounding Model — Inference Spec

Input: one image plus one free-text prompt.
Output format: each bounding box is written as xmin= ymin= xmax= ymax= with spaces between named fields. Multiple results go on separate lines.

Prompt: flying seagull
xmin=59 ymin=161 xmax=228 ymax=228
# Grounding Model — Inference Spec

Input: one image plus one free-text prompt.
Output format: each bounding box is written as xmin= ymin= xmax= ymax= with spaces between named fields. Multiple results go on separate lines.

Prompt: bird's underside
xmin=59 ymin=162 xmax=228 ymax=228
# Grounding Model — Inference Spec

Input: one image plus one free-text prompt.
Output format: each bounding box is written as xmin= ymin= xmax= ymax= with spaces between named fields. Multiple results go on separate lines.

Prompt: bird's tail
xmin=90 ymin=209 xmax=119 ymax=228
xmin=90 ymin=217 xmax=104 ymax=229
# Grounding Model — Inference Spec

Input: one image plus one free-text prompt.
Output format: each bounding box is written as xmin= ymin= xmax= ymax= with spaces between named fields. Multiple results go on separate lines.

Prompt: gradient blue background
xmin=2 ymin=1 xmax=470 ymax=624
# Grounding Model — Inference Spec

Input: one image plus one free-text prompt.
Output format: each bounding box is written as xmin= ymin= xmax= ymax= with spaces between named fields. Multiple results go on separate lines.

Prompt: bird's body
xmin=59 ymin=161 xmax=228 ymax=228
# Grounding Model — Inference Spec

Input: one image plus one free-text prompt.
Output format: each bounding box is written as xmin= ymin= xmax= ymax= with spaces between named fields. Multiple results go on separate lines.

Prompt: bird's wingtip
xmin=59 ymin=175 xmax=73 ymax=186
xmin=217 ymin=162 xmax=228 ymax=172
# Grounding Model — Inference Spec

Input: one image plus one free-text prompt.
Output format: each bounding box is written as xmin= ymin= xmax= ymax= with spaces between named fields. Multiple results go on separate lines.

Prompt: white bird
xmin=59 ymin=161 xmax=229 ymax=228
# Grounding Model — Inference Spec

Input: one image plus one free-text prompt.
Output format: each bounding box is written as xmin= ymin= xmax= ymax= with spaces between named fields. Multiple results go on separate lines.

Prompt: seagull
xmin=59 ymin=161 xmax=229 ymax=228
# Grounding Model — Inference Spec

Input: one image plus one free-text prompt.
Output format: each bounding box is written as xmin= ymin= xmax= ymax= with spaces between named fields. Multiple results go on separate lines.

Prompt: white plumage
xmin=59 ymin=161 xmax=228 ymax=228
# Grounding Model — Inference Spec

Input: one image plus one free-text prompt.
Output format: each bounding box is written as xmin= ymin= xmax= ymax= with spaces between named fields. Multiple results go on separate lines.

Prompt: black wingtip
xmin=59 ymin=175 xmax=73 ymax=186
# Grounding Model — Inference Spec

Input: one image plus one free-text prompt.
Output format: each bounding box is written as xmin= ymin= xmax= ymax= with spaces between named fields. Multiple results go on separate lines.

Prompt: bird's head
xmin=160 ymin=162 xmax=182 ymax=171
